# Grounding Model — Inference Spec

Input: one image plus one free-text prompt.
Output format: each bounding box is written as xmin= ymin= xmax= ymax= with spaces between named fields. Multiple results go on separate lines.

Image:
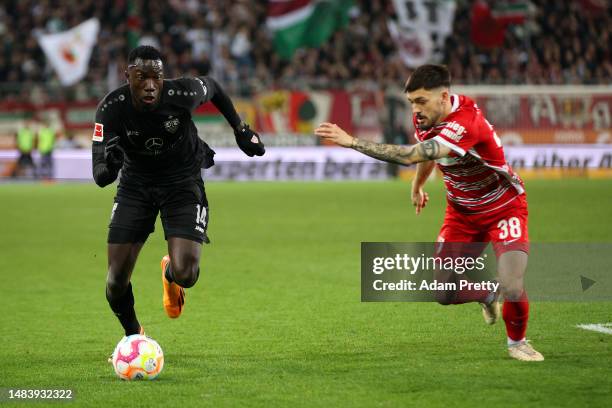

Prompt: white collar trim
xmin=450 ymin=94 xmax=459 ymax=113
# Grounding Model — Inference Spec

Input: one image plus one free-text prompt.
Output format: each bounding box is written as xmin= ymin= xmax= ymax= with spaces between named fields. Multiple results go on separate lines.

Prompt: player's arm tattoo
xmin=419 ymin=140 xmax=440 ymax=160
xmin=351 ymin=139 xmax=448 ymax=165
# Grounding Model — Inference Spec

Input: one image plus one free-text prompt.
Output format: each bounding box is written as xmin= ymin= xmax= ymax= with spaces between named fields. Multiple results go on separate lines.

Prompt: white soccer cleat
xmin=480 ymin=291 xmax=500 ymax=325
xmin=508 ymin=341 xmax=544 ymax=362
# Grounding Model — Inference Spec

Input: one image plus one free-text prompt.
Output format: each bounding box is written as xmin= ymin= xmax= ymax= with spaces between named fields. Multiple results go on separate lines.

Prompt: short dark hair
xmin=404 ymin=64 xmax=451 ymax=92
xmin=127 ymin=45 xmax=163 ymax=64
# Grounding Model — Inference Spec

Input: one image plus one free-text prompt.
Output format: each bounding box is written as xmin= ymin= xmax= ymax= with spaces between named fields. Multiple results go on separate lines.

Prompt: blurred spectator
xmin=13 ymin=119 xmax=36 ymax=178
xmin=37 ymin=118 xmax=56 ymax=179
xmin=446 ymin=0 xmax=612 ymax=85
xmin=55 ymin=132 xmax=83 ymax=149
xmin=0 ymin=0 xmax=609 ymax=103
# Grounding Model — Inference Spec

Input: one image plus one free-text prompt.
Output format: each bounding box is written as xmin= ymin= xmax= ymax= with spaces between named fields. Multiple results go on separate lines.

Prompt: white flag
xmin=389 ymin=0 xmax=456 ymax=67
xmin=392 ymin=0 xmax=456 ymax=39
xmin=37 ymin=18 xmax=100 ymax=86
xmin=388 ymin=20 xmax=434 ymax=68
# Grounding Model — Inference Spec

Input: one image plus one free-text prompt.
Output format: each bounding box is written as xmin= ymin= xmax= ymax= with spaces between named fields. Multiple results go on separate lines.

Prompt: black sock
xmin=164 ymin=262 xmax=174 ymax=283
xmin=106 ymin=282 xmax=141 ymax=336
xmin=193 ymin=266 xmax=200 ymax=285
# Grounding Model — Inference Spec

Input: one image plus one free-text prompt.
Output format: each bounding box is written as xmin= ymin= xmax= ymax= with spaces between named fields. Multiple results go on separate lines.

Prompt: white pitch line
xmin=577 ymin=323 xmax=612 ymax=335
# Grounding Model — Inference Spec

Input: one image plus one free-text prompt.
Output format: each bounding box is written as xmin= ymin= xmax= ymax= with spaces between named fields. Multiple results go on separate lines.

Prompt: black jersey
xmin=92 ymin=77 xmax=216 ymax=186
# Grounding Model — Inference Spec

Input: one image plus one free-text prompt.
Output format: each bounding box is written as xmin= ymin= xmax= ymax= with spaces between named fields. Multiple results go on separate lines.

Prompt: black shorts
xmin=107 ymin=178 xmax=210 ymax=244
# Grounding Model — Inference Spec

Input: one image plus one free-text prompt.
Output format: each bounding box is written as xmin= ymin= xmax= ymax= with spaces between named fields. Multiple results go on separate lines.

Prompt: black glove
xmin=234 ymin=122 xmax=265 ymax=157
xmin=104 ymin=135 xmax=124 ymax=170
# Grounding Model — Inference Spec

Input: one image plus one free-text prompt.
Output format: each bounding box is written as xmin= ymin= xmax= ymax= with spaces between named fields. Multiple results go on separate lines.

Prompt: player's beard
xmin=417 ymin=122 xmax=431 ymax=131
xmin=417 ymin=110 xmax=442 ymax=131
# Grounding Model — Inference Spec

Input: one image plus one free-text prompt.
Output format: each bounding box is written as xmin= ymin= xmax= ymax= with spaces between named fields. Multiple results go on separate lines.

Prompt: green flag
xmin=267 ymin=0 xmax=353 ymax=60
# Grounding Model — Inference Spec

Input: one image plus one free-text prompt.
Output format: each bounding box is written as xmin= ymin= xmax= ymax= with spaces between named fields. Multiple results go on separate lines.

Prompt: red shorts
xmin=437 ymin=195 xmax=529 ymax=257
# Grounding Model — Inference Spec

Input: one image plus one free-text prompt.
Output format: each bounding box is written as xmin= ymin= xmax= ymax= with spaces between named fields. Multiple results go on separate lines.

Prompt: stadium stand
xmin=0 ymin=0 xmax=610 ymax=103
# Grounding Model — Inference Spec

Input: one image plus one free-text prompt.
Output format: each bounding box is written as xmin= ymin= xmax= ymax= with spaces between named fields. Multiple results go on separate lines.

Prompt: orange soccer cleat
xmin=161 ymin=255 xmax=185 ymax=319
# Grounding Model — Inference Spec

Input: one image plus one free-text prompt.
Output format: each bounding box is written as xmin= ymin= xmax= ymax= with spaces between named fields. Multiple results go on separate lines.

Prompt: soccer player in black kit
xmin=92 ymin=46 xmax=264 ymax=350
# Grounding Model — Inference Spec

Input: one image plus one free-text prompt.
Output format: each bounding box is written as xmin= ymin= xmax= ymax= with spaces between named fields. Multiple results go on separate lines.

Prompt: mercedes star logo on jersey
xmin=145 ymin=137 xmax=164 ymax=151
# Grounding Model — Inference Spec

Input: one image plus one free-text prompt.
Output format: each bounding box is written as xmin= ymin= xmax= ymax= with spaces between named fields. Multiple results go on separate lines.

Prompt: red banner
xmin=470 ymin=94 xmax=611 ymax=144
xmin=0 ymin=90 xmax=609 ymax=147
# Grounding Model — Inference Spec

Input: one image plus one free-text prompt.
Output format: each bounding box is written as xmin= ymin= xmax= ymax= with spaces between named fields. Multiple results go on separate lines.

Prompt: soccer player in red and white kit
xmin=315 ymin=64 xmax=543 ymax=361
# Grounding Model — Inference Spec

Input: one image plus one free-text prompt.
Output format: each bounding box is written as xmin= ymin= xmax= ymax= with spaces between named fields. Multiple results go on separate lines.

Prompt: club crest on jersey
xmin=92 ymin=123 xmax=104 ymax=141
xmin=164 ymin=117 xmax=179 ymax=133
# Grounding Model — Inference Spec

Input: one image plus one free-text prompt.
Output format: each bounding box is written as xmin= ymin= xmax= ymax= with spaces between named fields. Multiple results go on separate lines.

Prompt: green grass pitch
xmin=1 ymin=179 xmax=611 ymax=407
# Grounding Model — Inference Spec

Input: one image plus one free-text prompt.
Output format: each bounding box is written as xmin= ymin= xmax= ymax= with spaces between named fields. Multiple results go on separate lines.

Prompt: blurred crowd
xmin=0 ymin=0 xmax=610 ymax=102
xmin=447 ymin=0 xmax=612 ymax=85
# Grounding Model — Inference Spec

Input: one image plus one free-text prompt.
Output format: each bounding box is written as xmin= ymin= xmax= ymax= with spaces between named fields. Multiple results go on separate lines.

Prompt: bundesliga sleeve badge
xmin=92 ymin=122 xmax=104 ymax=142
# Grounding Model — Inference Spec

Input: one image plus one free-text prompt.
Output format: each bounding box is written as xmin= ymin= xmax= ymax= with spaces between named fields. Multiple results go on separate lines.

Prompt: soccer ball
xmin=111 ymin=334 xmax=164 ymax=380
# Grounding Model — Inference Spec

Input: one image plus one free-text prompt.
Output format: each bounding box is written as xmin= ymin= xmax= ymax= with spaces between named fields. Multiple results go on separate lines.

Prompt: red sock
xmin=503 ymin=291 xmax=529 ymax=341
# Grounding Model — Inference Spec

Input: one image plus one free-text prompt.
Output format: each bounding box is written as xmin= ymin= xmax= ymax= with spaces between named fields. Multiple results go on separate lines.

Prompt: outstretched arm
xmin=204 ymin=76 xmax=242 ymax=129
xmin=314 ymin=122 xmax=451 ymax=165
xmin=201 ymin=77 xmax=265 ymax=157
xmin=351 ymin=138 xmax=448 ymax=165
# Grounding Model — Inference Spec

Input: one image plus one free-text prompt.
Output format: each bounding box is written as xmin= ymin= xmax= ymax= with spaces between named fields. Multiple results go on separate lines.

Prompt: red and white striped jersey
xmin=414 ymin=94 xmax=525 ymax=214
